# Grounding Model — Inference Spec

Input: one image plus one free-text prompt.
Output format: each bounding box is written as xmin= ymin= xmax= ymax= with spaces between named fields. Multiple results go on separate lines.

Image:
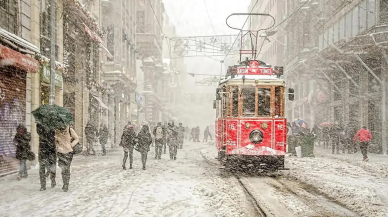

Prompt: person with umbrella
xmin=32 ymin=104 xmax=74 ymax=191
xmin=137 ymin=124 xmax=152 ymax=170
xmin=55 ymin=123 xmax=79 ymax=192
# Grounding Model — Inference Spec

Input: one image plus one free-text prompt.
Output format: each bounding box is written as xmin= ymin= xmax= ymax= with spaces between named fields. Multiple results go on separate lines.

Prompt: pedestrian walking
xmin=167 ymin=121 xmax=179 ymax=160
xmin=153 ymin=122 xmax=164 ymax=159
xmin=85 ymin=121 xmax=97 ymax=155
xmin=163 ymin=121 xmax=168 ymax=154
xmin=120 ymin=122 xmax=137 ymax=170
xmin=203 ymin=126 xmax=212 ymax=142
xmin=322 ymin=126 xmax=330 ymax=149
xmin=54 ymin=125 xmax=79 ymax=192
xmin=331 ymin=123 xmax=341 ymax=154
xmin=37 ymin=123 xmax=57 ymax=191
xmin=137 ymin=124 xmax=152 ymax=170
xmin=195 ymin=126 xmax=200 ymax=142
xmin=14 ymin=124 xmax=32 ymax=180
xmin=189 ymin=127 xmax=195 ymax=142
xmin=353 ymin=126 xmax=372 ymax=162
xmin=178 ymin=123 xmax=185 ymax=149
xmin=99 ymin=124 xmax=109 ymax=156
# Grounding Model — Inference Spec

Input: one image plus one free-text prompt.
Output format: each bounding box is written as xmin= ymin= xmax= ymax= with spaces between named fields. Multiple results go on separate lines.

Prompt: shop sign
xmin=41 ymin=65 xmax=63 ymax=87
xmin=0 ymin=45 xmax=39 ymax=72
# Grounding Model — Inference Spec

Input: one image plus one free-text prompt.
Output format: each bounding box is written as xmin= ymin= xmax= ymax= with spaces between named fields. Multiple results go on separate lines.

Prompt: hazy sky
xmin=162 ymin=0 xmax=251 ymax=79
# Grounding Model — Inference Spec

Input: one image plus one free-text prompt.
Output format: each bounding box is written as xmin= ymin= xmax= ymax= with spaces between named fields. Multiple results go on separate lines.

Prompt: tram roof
xmin=219 ymin=75 xmax=285 ymax=86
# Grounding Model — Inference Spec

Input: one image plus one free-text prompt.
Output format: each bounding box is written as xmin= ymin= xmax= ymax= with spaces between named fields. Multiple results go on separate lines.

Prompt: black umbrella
xmin=32 ymin=104 xmax=74 ymax=131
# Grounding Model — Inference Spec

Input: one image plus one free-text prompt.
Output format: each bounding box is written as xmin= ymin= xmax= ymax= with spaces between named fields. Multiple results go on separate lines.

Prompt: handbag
xmin=27 ymin=150 xmax=35 ymax=161
xmin=69 ymin=128 xmax=83 ymax=154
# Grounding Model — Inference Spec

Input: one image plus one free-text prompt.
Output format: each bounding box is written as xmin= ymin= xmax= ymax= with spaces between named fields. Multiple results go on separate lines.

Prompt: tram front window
xmin=258 ymin=88 xmax=271 ymax=116
xmin=242 ymin=87 xmax=255 ymax=117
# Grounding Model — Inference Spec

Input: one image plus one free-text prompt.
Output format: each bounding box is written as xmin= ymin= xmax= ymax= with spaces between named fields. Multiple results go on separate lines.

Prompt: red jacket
xmin=353 ymin=129 xmax=372 ymax=142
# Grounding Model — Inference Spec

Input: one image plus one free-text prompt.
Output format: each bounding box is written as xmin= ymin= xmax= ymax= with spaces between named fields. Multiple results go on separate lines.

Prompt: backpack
xmin=155 ymin=127 xmax=163 ymax=140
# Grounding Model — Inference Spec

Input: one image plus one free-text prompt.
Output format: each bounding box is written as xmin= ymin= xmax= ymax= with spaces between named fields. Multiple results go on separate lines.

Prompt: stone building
xmin=101 ymin=0 xmax=137 ymax=145
xmin=283 ymin=0 xmax=388 ymax=154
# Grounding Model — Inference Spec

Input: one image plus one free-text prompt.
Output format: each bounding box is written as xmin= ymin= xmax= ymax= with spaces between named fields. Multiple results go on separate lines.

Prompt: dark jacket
xmin=137 ymin=126 xmax=152 ymax=153
xmin=120 ymin=126 xmax=137 ymax=150
xmin=99 ymin=126 xmax=109 ymax=144
xmin=14 ymin=124 xmax=31 ymax=160
xmin=85 ymin=123 xmax=97 ymax=140
xmin=37 ymin=123 xmax=56 ymax=162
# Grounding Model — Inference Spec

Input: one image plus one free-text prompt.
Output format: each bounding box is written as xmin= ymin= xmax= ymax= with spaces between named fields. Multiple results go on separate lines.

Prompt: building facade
xmin=283 ymin=0 xmax=388 ymax=154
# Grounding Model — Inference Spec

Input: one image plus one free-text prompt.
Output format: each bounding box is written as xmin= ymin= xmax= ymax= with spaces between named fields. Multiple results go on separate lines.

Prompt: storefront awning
xmin=0 ymin=44 xmax=40 ymax=73
xmin=83 ymin=24 xmax=113 ymax=59
xmin=92 ymin=95 xmax=109 ymax=110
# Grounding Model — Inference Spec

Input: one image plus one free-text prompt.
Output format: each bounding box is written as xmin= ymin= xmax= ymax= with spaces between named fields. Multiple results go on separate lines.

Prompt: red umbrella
xmin=320 ymin=122 xmax=333 ymax=127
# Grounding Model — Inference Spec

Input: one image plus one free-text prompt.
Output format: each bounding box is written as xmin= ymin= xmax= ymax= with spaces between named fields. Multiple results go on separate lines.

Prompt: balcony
xmin=136 ymin=33 xmax=162 ymax=58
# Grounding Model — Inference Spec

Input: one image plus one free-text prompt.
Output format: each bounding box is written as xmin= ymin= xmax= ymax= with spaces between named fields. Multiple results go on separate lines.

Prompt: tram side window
xmin=275 ymin=86 xmax=282 ymax=116
xmin=242 ymin=87 xmax=256 ymax=117
xmin=258 ymin=88 xmax=271 ymax=116
xmin=232 ymin=87 xmax=239 ymax=117
xmin=222 ymin=93 xmax=229 ymax=117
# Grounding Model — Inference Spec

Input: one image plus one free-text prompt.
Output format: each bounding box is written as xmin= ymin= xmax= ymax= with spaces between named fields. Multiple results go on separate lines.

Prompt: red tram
xmin=214 ymin=13 xmax=294 ymax=170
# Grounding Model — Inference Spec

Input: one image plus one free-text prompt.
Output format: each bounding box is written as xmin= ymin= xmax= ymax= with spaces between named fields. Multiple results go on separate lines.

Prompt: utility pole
xmin=49 ymin=0 xmax=56 ymax=105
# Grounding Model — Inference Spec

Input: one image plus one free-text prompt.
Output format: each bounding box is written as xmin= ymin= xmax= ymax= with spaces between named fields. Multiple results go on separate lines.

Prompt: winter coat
xmin=99 ymin=126 xmax=109 ymax=144
xmin=14 ymin=124 xmax=31 ymax=160
xmin=120 ymin=126 xmax=137 ymax=150
xmin=167 ymin=125 xmax=179 ymax=145
xmin=85 ymin=123 xmax=97 ymax=140
xmin=137 ymin=127 xmax=152 ymax=153
xmin=204 ymin=127 xmax=210 ymax=137
xmin=37 ymin=123 xmax=56 ymax=162
xmin=55 ymin=126 xmax=79 ymax=154
xmin=153 ymin=125 xmax=164 ymax=141
xmin=353 ymin=129 xmax=372 ymax=143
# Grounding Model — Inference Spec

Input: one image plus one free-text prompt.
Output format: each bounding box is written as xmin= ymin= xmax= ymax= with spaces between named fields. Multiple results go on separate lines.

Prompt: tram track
xmin=200 ymin=149 xmax=360 ymax=217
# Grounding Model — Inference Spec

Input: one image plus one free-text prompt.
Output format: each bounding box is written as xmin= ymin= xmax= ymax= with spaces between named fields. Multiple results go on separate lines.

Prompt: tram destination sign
xmin=237 ymin=60 xmax=274 ymax=76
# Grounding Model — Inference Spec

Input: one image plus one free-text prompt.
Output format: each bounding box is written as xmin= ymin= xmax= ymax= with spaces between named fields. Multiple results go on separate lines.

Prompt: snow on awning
xmin=83 ymin=23 xmax=113 ymax=59
xmin=92 ymin=95 xmax=109 ymax=110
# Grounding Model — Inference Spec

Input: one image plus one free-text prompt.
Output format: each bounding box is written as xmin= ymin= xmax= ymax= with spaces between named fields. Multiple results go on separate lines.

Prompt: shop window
xmin=275 ymin=87 xmax=283 ymax=117
xmin=368 ymin=0 xmax=376 ymax=27
xmin=359 ymin=0 xmax=367 ymax=33
xmin=258 ymin=88 xmax=271 ymax=117
xmin=334 ymin=106 xmax=343 ymax=124
xmin=241 ymin=87 xmax=255 ymax=117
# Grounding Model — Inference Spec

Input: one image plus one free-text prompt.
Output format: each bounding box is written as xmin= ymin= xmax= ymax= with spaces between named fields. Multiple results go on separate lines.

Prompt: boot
xmin=62 ymin=185 xmax=68 ymax=192
xmin=129 ymin=165 xmax=132 ymax=169
xmin=142 ymin=166 xmax=146 ymax=170
xmin=122 ymin=165 xmax=126 ymax=170
xmin=40 ymin=186 xmax=46 ymax=191
xmin=51 ymin=180 xmax=56 ymax=188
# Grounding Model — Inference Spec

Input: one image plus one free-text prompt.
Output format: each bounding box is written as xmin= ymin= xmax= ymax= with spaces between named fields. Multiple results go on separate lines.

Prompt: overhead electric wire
xmin=203 ymin=0 xmax=221 ymax=42
xmin=223 ymin=0 xmax=259 ymax=62
xmin=270 ymin=0 xmax=310 ymax=30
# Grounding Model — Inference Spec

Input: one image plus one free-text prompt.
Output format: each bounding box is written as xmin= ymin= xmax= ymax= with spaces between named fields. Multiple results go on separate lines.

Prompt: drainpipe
xmin=381 ymin=51 xmax=388 ymax=155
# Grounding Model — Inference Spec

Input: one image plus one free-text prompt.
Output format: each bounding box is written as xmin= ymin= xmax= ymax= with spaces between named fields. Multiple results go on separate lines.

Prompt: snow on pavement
xmin=0 ymin=142 xmax=254 ymax=217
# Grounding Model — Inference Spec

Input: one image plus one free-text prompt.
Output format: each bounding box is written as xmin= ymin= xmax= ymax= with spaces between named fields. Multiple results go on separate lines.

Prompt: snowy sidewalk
xmin=0 ymin=142 xmax=254 ymax=217
xmin=314 ymin=146 xmax=388 ymax=178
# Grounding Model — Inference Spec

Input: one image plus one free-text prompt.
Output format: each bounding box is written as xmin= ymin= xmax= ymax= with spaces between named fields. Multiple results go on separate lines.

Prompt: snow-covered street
xmin=0 ymin=142 xmax=256 ymax=217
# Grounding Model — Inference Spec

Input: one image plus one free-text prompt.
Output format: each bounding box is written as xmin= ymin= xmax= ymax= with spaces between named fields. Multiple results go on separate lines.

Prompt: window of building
xmin=136 ymin=11 xmax=145 ymax=33
xmin=242 ymin=87 xmax=256 ymax=117
xmin=359 ymin=0 xmax=367 ymax=33
xmin=368 ymin=0 xmax=376 ymax=27
xmin=0 ymin=0 xmax=17 ymax=34
xmin=352 ymin=6 xmax=359 ymax=36
xmin=345 ymin=11 xmax=352 ymax=38
xmin=340 ymin=16 xmax=345 ymax=40
xmin=381 ymin=0 xmax=388 ymax=23
xmin=334 ymin=22 xmax=339 ymax=43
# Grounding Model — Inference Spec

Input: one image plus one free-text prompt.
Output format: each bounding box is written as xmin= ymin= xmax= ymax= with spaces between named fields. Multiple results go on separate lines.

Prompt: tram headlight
xmin=249 ymin=130 xmax=264 ymax=144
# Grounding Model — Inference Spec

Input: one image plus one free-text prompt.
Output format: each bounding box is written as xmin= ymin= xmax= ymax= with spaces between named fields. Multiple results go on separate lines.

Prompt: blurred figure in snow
xmin=137 ymin=124 xmax=152 ymax=170
xmin=162 ymin=121 xmax=168 ymax=154
xmin=203 ymin=126 xmax=212 ymax=142
xmin=120 ymin=122 xmax=136 ymax=170
xmin=153 ymin=122 xmax=164 ymax=159
xmin=14 ymin=124 xmax=31 ymax=180
xmin=99 ymin=124 xmax=109 ymax=156
xmin=84 ymin=121 xmax=97 ymax=155
xmin=353 ymin=126 xmax=372 ymax=162
xmin=167 ymin=121 xmax=179 ymax=160
xmin=178 ymin=123 xmax=185 ymax=149
xmin=37 ymin=123 xmax=56 ymax=191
